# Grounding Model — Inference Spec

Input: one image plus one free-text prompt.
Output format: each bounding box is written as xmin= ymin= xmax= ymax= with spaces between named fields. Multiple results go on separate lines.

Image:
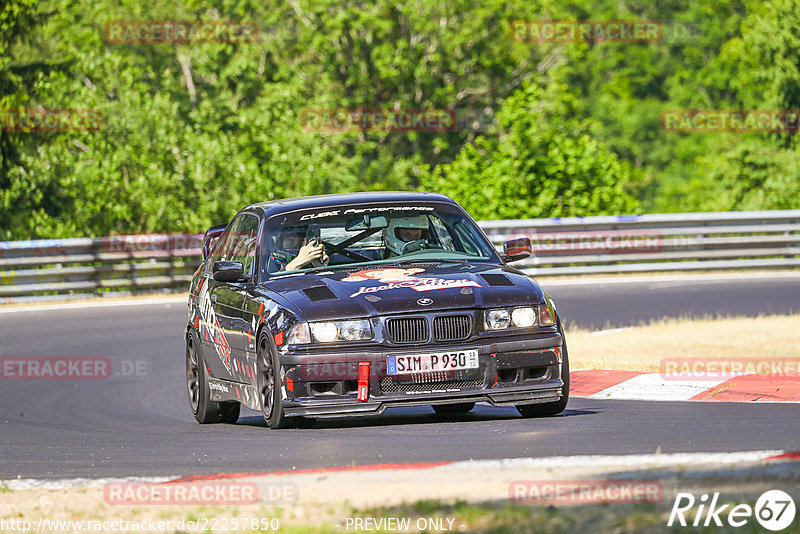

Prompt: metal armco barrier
xmin=0 ymin=234 xmax=203 ymax=302
xmin=1 ymin=210 xmax=798 ymax=302
xmin=480 ymin=209 xmax=800 ymax=276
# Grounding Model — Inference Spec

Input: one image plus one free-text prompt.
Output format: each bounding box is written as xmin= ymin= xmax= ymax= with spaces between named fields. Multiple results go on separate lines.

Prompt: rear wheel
xmin=186 ymin=330 xmax=240 ymax=424
xmin=517 ymin=325 xmax=569 ymax=418
xmin=432 ymin=402 xmax=475 ymax=414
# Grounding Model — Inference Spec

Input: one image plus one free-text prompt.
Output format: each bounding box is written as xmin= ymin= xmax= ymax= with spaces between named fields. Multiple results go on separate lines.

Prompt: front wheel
xmin=517 ymin=327 xmax=569 ymax=418
xmin=256 ymin=332 xmax=290 ymax=429
xmin=186 ymin=330 xmax=240 ymax=424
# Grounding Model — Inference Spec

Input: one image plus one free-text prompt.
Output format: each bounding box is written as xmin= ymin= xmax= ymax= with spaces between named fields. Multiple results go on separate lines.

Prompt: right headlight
xmin=511 ymin=307 xmax=536 ymax=327
xmin=484 ymin=306 xmax=538 ymax=330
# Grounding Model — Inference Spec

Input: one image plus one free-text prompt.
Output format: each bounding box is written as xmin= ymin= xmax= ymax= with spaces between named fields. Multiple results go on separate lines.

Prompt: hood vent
xmin=479 ymin=273 xmax=515 ymax=287
xmin=303 ymin=285 xmax=337 ymax=302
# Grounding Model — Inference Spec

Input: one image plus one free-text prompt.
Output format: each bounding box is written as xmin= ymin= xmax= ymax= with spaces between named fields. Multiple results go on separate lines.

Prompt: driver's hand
xmin=285 ymin=239 xmax=327 ymax=270
xmin=310 ymin=239 xmax=329 ymax=267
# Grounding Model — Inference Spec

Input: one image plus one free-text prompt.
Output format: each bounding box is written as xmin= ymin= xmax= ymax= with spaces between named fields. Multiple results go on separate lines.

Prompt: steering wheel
xmin=402 ymin=239 xmax=432 ymax=253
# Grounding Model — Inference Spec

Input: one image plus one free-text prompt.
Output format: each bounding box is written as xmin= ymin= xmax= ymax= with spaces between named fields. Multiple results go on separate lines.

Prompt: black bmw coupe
xmin=185 ymin=191 xmax=568 ymax=428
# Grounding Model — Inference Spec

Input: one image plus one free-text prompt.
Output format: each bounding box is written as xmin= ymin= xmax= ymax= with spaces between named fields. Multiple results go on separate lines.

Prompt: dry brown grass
xmin=566 ymin=314 xmax=800 ymax=371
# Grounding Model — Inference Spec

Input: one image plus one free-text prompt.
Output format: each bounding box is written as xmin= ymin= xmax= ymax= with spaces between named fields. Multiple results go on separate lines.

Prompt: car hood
xmin=258 ymin=262 xmax=545 ymax=321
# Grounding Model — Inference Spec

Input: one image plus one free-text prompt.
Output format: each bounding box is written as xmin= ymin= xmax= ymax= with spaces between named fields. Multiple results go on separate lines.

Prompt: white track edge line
xmin=5 ymin=450 xmax=792 ymax=490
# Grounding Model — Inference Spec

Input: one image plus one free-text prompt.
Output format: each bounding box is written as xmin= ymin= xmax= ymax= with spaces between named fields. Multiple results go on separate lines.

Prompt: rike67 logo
xmin=669 ymin=490 xmax=796 ymax=531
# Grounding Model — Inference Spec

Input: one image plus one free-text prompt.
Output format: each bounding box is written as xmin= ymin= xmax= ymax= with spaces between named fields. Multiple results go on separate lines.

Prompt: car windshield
xmin=261 ymin=203 xmax=498 ymax=277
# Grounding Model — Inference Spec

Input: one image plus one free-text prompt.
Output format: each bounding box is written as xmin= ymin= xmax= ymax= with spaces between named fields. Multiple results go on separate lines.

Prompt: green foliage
xmin=1 ymin=0 xmax=53 ymax=172
xmin=421 ymin=77 xmax=639 ymax=219
xmin=1 ymin=0 xmax=799 ymax=240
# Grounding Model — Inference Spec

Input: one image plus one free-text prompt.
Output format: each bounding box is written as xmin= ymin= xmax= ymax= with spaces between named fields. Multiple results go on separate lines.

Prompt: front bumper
xmin=279 ymin=333 xmax=564 ymax=417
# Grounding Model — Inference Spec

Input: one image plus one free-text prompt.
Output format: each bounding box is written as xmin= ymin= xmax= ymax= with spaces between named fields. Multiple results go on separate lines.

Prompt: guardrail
xmin=480 ymin=209 xmax=800 ymax=276
xmin=0 ymin=234 xmax=202 ymax=302
xmin=1 ymin=210 xmax=798 ymax=302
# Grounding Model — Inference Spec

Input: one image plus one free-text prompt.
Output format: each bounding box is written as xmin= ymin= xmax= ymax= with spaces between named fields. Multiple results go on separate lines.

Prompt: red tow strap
xmin=357 ymin=362 xmax=370 ymax=401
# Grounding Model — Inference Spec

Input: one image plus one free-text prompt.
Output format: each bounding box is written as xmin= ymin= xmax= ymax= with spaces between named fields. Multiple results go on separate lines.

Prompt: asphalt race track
xmin=1 ymin=274 xmax=798 ymax=480
xmin=544 ymin=273 xmax=800 ymax=329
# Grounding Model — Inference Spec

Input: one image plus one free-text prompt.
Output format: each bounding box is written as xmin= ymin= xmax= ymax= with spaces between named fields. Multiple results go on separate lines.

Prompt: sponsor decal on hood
xmin=340 ymin=268 xmax=481 ymax=298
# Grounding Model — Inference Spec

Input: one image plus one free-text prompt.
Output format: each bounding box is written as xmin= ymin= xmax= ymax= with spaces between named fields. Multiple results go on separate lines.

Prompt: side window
xmin=226 ymin=214 xmax=260 ymax=277
xmin=206 ymin=214 xmax=260 ymax=277
xmin=430 ymin=216 xmax=456 ymax=251
xmin=205 ymin=218 xmax=239 ymax=274
xmin=453 ymin=220 xmax=480 ymax=255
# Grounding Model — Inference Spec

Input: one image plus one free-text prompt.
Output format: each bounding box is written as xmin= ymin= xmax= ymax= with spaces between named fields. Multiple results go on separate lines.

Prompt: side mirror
xmin=213 ymin=261 xmax=245 ymax=282
xmin=202 ymin=224 xmax=227 ymax=260
xmin=501 ymin=237 xmax=532 ymax=262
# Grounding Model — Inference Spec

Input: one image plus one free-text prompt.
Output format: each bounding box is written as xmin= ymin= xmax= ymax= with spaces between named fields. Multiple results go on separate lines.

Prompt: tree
xmin=420 ymin=77 xmax=639 ymax=219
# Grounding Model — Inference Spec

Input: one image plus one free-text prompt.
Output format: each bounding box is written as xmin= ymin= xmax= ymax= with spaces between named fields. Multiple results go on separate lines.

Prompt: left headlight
xmin=484 ymin=306 xmax=537 ymax=330
xmin=288 ymin=320 xmax=373 ymax=344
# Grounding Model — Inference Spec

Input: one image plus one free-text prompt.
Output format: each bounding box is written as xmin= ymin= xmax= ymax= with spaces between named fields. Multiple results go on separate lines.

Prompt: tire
xmin=517 ymin=324 xmax=570 ymax=418
xmin=256 ymin=331 xmax=291 ymax=429
xmin=432 ymin=402 xmax=475 ymax=414
xmin=186 ymin=330 xmax=240 ymax=424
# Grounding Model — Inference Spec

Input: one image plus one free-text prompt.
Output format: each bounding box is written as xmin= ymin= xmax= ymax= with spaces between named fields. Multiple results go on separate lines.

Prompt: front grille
xmin=433 ymin=314 xmax=472 ymax=341
xmin=386 ymin=317 xmax=428 ymax=344
xmin=380 ymin=363 xmax=487 ymax=393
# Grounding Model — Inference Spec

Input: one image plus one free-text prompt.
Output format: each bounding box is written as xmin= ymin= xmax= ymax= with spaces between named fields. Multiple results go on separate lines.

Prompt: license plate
xmin=387 ymin=349 xmax=479 ymax=375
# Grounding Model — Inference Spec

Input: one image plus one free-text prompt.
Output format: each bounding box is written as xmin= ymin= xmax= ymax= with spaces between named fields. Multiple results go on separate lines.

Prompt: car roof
xmin=242 ymin=191 xmax=458 ymax=217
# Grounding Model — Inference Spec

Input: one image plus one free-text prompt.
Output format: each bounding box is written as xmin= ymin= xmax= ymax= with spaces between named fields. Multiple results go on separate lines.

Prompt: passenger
xmin=382 ymin=216 xmax=429 ymax=256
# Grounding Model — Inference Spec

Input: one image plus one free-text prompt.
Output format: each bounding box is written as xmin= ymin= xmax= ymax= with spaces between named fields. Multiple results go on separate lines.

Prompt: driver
xmin=382 ymin=216 xmax=429 ymax=256
xmin=270 ymin=229 xmax=328 ymax=272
